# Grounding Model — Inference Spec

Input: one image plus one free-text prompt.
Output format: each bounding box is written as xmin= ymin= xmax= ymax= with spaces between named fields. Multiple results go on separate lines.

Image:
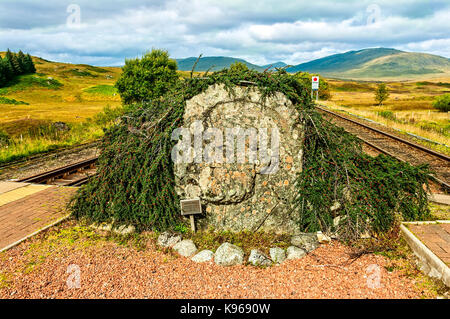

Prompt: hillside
xmin=176 ymin=56 xmax=266 ymax=72
xmin=0 ymin=53 xmax=122 ymax=131
xmin=287 ymin=48 xmax=450 ymax=80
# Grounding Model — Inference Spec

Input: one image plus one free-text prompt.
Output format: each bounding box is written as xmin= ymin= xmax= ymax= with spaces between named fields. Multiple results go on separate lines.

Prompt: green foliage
xmin=295 ymin=110 xmax=431 ymax=240
xmin=3 ymin=75 xmax=63 ymax=92
xmin=375 ymin=83 xmax=389 ymax=106
xmin=293 ymin=72 xmax=331 ymax=100
xmin=115 ymin=49 xmax=179 ymax=104
xmin=0 ymin=49 xmax=36 ymax=87
xmin=0 ymin=129 xmax=11 ymax=147
xmin=432 ymin=94 xmax=450 ymax=112
xmin=71 ymin=64 xmax=431 ymax=239
xmin=92 ymin=105 xmax=128 ymax=126
xmin=377 ymin=110 xmax=397 ymax=121
xmin=0 ymin=96 xmax=28 ymax=105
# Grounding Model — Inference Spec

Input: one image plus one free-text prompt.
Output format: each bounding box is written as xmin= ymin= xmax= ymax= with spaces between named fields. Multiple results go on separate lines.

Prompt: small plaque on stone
xmin=180 ymin=198 xmax=202 ymax=216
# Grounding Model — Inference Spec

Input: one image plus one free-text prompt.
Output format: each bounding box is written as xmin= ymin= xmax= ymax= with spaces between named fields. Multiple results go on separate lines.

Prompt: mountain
xmin=261 ymin=62 xmax=288 ymax=70
xmin=176 ymin=56 xmax=266 ymax=72
xmin=286 ymin=48 xmax=450 ymax=79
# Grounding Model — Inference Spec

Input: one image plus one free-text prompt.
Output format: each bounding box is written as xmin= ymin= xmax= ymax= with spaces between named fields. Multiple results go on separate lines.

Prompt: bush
xmin=0 ymin=129 xmax=11 ymax=147
xmin=377 ymin=110 xmax=396 ymax=121
xmin=115 ymin=49 xmax=179 ymax=104
xmin=432 ymin=94 xmax=450 ymax=112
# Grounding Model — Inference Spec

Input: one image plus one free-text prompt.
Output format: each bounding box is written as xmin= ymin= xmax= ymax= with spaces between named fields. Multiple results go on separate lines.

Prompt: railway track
xmin=17 ymin=157 xmax=98 ymax=186
xmin=317 ymin=105 xmax=450 ymax=192
xmin=0 ymin=140 xmax=100 ymax=171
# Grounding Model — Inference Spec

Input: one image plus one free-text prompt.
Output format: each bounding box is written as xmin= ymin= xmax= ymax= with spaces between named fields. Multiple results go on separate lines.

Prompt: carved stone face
xmin=173 ymin=84 xmax=304 ymax=234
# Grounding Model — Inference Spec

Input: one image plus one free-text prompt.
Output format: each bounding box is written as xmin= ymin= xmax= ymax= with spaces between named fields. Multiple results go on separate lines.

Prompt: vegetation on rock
xmin=71 ymin=60 xmax=431 ymax=240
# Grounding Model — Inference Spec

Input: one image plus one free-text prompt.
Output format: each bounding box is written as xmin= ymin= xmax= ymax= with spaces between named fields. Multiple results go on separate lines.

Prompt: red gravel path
xmin=0 ymin=224 xmax=433 ymax=299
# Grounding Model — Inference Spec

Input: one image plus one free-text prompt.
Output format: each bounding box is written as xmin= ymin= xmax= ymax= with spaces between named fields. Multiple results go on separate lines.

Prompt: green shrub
xmin=115 ymin=49 xmax=179 ymax=104
xmin=432 ymin=94 xmax=450 ymax=112
xmin=0 ymin=96 xmax=28 ymax=105
xmin=377 ymin=110 xmax=396 ymax=121
xmin=0 ymin=129 xmax=11 ymax=147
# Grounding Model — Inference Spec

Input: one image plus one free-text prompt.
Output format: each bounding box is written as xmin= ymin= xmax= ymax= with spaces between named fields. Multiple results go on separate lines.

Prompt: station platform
xmin=0 ymin=181 xmax=76 ymax=252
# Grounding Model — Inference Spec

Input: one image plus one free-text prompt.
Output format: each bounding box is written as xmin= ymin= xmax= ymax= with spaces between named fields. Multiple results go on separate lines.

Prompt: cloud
xmin=0 ymin=0 xmax=448 ymax=66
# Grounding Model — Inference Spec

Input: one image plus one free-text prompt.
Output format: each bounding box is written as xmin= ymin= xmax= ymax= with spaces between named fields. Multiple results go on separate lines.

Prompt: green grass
xmin=63 ymin=69 xmax=98 ymax=78
xmin=0 ymin=97 xmax=28 ymax=105
xmin=84 ymin=84 xmax=118 ymax=96
xmin=0 ymin=104 xmax=125 ymax=164
xmin=0 ymin=75 xmax=63 ymax=94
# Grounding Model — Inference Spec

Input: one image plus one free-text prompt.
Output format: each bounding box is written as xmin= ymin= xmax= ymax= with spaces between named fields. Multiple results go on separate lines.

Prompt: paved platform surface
xmin=408 ymin=223 xmax=450 ymax=265
xmin=0 ymin=182 xmax=76 ymax=251
xmin=429 ymin=194 xmax=450 ymax=206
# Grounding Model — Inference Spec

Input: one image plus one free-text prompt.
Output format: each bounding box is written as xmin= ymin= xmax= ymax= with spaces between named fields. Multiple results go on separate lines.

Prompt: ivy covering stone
xmin=70 ymin=67 xmax=431 ymax=240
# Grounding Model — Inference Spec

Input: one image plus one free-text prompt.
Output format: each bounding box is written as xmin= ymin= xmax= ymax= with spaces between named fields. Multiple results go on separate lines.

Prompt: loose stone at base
xmin=214 ymin=243 xmax=244 ymax=266
xmin=173 ymin=239 xmax=197 ymax=257
xmin=191 ymin=250 xmax=214 ymax=263
xmin=270 ymin=247 xmax=286 ymax=264
xmin=248 ymin=249 xmax=272 ymax=267
xmin=286 ymin=246 xmax=307 ymax=260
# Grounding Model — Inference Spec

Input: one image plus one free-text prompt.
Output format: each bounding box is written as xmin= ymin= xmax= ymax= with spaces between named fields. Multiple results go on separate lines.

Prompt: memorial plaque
xmin=180 ymin=199 xmax=202 ymax=216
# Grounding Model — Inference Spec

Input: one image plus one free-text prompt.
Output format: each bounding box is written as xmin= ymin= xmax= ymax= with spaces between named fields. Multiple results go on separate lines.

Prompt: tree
xmin=6 ymin=49 xmax=22 ymax=75
xmin=25 ymin=54 xmax=36 ymax=73
xmin=375 ymin=83 xmax=389 ymax=106
xmin=432 ymin=94 xmax=450 ymax=112
xmin=115 ymin=49 xmax=179 ymax=105
xmin=17 ymin=50 xmax=26 ymax=74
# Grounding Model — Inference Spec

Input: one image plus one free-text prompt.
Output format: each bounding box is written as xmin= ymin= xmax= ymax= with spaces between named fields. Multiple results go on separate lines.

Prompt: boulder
xmin=157 ymin=231 xmax=182 ymax=248
xmin=286 ymin=246 xmax=307 ymax=260
xmin=214 ymin=243 xmax=244 ymax=266
xmin=291 ymin=233 xmax=319 ymax=252
xmin=269 ymin=247 xmax=286 ymax=264
xmin=174 ymin=84 xmax=304 ymax=234
xmin=248 ymin=249 xmax=272 ymax=267
xmin=115 ymin=225 xmax=135 ymax=236
xmin=191 ymin=250 xmax=214 ymax=263
xmin=173 ymin=239 xmax=197 ymax=257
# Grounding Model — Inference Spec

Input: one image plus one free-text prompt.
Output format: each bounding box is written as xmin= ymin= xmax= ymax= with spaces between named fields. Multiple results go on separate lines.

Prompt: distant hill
xmin=286 ymin=48 xmax=450 ymax=79
xmin=261 ymin=62 xmax=288 ymax=70
xmin=176 ymin=56 xmax=266 ymax=72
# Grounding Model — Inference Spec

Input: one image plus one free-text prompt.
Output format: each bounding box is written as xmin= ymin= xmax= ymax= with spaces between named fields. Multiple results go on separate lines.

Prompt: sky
xmin=0 ymin=0 xmax=449 ymax=66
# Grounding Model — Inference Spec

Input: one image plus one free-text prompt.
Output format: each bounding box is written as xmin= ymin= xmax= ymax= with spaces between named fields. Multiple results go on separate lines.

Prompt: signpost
xmin=180 ymin=198 xmax=202 ymax=232
xmin=312 ymin=76 xmax=319 ymax=101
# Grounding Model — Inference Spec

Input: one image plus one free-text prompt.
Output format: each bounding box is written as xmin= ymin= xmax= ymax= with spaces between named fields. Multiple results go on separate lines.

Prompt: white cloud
xmin=0 ymin=0 xmax=448 ymax=66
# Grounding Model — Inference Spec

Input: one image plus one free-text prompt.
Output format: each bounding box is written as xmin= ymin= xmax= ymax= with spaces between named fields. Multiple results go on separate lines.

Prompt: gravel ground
xmin=0 ymin=222 xmax=436 ymax=299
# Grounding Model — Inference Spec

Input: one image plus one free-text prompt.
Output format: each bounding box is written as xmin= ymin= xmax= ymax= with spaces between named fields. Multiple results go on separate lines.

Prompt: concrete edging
xmin=400 ymin=223 xmax=450 ymax=287
xmin=0 ymin=215 xmax=70 ymax=253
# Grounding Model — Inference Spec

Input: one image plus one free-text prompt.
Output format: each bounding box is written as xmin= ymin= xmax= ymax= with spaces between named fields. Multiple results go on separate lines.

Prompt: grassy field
xmin=0 ymin=54 xmax=125 ymax=163
xmin=321 ymin=76 xmax=450 ymax=154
